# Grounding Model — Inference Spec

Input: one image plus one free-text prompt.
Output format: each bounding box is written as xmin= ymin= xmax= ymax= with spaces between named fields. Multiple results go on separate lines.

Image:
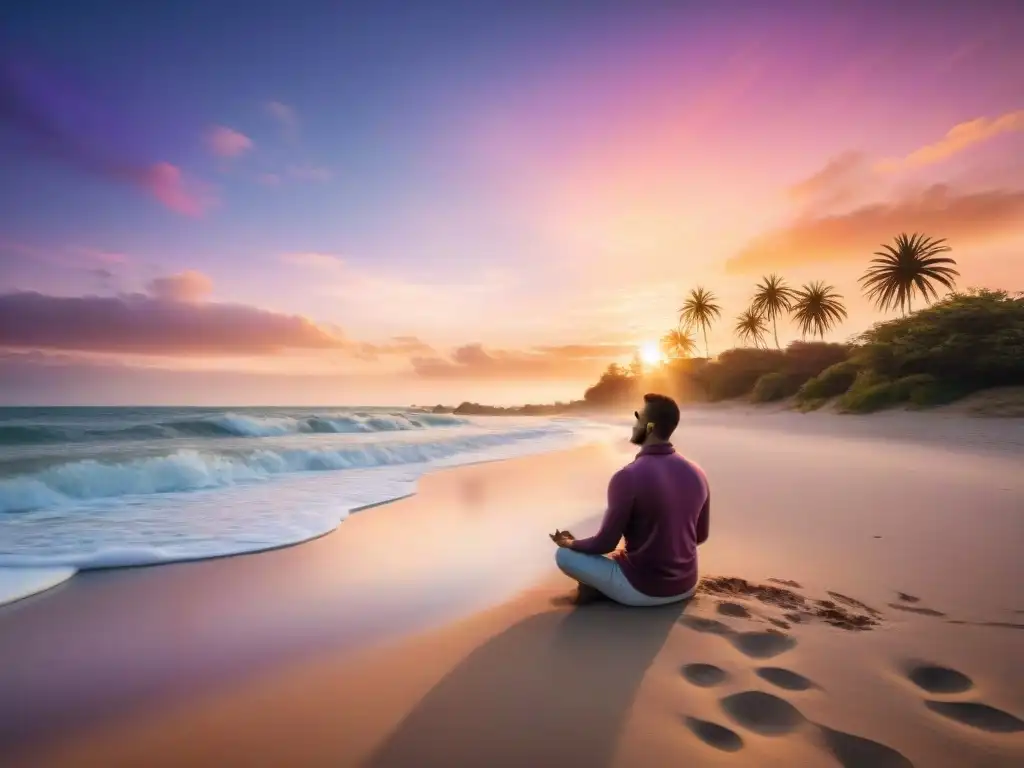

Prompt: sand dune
xmin=1 ymin=410 xmax=1022 ymax=767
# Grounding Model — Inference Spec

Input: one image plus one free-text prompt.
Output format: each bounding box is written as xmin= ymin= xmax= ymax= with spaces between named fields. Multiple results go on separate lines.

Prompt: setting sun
xmin=639 ymin=341 xmax=663 ymax=366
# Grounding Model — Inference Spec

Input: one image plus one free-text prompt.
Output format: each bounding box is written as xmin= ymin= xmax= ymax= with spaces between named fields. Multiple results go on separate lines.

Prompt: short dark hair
xmin=643 ymin=393 xmax=680 ymax=440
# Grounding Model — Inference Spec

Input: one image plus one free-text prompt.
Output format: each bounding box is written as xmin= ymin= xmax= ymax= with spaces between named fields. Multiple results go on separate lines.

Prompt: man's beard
xmin=629 ymin=426 xmax=646 ymax=445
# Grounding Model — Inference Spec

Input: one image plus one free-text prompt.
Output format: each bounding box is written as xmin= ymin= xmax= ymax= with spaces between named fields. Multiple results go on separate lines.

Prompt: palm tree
xmin=735 ymin=308 xmax=769 ymax=349
xmin=678 ymin=287 xmax=722 ymax=359
xmin=660 ymin=328 xmax=697 ymax=359
xmin=792 ymin=282 xmax=848 ymax=339
xmin=751 ymin=273 xmax=797 ymax=349
xmin=860 ymin=232 xmax=958 ymax=315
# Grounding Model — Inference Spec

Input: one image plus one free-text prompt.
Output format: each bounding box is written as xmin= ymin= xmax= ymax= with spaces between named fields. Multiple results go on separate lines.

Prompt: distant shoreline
xmin=416 ymin=384 xmax=1024 ymax=419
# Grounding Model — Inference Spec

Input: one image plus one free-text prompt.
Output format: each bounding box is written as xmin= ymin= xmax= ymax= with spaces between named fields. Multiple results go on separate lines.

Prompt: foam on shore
xmin=0 ymin=420 xmax=618 ymax=602
xmin=0 ymin=567 xmax=77 ymax=607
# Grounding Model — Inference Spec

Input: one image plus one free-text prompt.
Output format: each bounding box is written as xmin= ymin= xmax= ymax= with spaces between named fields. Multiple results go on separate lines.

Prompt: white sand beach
xmin=1 ymin=410 xmax=1022 ymax=767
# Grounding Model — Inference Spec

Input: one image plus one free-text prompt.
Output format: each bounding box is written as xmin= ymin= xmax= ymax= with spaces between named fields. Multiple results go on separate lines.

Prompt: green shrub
xmin=838 ymin=381 xmax=898 ymax=413
xmin=691 ymin=348 xmax=786 ymax=401
xmin=796 ymin=360 xmax=859 ymax=401
xmin=782 ymin=341 xmax=851 ymax=377
xmin=889 ymin=373 xmax=938 ymax=400
xmin=908 ymin=380 xmax=968 ymax=407
xmin=750 ymin=372 xmax=802 ymax=402
xmin=839 ymin=373 xmax=950 ymax=413
xmin=856 ymin=289 xmax=1024 ymax=391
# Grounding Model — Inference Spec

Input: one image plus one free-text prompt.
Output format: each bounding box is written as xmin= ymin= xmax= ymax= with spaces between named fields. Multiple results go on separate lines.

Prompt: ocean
xmin=0 ymin=407 xmax=615 ymax=590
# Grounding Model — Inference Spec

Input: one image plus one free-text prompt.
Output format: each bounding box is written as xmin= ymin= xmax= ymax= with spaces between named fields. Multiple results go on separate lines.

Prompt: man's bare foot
xmin=574 ymin=583 xmax=608 ymax=605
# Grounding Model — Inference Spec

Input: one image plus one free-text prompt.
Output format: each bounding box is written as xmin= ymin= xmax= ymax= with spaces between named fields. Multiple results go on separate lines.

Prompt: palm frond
xmin=678 ymin=286 xmax=721 ymax=358
xmin=734 ymin=308 xmax=769 ymax=348
xmin=660 ymin=328 xmax=697 ymax=359
xmin=751 ymin=273 xmax=797 ymax=320
xmin=860 ymin=232 xmax=959 ymax=313
xmin=792 ymin=281 xmax=848 ymax=339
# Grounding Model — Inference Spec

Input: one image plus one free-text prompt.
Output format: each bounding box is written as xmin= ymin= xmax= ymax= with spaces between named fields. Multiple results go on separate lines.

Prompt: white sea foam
xmin=0 ymin=425 xmax=592 ymax=514
xmin=0 ymin=566 xmax=77 ymax=606
xmin=0 ymin=417 xmax=618 ymax=585
xmin=205 ymin=411 xmax=466 ymax=437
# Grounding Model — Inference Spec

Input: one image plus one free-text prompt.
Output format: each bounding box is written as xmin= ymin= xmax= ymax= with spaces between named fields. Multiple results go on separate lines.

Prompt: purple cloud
xmin=0 ymin=54 xmax=214 ymax=216
xmin=0 ymin=290 xmax=344 ymax=355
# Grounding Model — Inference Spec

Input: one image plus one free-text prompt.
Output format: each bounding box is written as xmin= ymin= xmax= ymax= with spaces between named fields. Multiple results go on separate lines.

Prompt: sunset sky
xmin=2 ymin=1 xmax=1022 ymax=405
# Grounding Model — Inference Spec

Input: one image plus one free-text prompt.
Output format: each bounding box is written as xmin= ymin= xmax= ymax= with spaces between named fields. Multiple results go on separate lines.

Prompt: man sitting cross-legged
xmin=551 ymin=393 xmax=709 ymax=606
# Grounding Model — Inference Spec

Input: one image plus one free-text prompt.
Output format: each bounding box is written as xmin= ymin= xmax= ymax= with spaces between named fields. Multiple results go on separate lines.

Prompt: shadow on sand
xmin=367 ymin=597 xmax=692 ymax=768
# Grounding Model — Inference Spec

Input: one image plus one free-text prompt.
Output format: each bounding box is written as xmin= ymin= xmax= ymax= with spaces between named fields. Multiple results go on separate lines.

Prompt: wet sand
xmin=2 ymin=411 xmax=1022 ymax=767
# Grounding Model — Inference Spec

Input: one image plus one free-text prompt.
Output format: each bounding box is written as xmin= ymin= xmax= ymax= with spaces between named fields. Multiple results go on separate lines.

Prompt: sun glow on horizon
xmin=639 ymin=341 xmax=664 ymax=366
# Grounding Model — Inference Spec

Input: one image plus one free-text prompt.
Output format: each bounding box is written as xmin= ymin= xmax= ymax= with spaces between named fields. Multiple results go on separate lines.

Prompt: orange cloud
xmin=879 ymin=110 xmax=1024 ymax=170
xmin=411 ymin=343 xmax=629 ymax=380
xmin=727 ymin=185 xmax=1024 ymax=273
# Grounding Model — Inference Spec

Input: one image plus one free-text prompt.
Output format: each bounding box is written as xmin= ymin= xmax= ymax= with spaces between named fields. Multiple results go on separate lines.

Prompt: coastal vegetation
xmin=581 ymin=233 xmax=1022 ymax=414
xmin=429 ymin=233 xmax=1022 ymax=416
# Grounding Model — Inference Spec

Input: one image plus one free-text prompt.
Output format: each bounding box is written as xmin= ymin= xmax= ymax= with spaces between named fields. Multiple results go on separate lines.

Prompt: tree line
xmin=663 ymin=232 xmax=958 ymax=359
xmin=584 ymin=233 xmax=1023 ymax=412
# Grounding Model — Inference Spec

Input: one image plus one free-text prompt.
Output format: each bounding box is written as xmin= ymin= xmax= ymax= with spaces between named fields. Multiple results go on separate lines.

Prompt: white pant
xmin=554 ymin=548 xmax=696 ymax=607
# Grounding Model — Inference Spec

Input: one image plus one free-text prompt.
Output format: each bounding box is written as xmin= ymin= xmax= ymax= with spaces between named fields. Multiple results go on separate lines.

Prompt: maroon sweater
xmin=570 ymin=443 xmax=709 ymax=597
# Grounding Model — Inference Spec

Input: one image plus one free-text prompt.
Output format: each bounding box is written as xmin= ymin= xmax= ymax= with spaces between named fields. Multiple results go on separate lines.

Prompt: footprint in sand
xmin=733 ymin=631 xmax=797 ymax=659
xmin=679 ymin=616 xmax=733 ymax=635
xmin=924 ymin=701 xmax=1024 ymax=733
xmin=816 ymin=725 xmax=915 ymax=768
xmin=755 ymin=666 xmax=816 ymax=691
xmin=718 ymin=691 xmax=914 ymax=766
xmin=904 ymin=663 xmax=973 ymax=695
xmin=684 ymin=717 xmax=744 ymax=752
xmin=719 ymin=690 xmax=806 ymax=735
xmin=678 ymin=615 xmax=797 ymax=660
xmin=901 ymin=662 xmax=1024 ymax=733
xmin=681 ymin=663 xmax=729 ymax=687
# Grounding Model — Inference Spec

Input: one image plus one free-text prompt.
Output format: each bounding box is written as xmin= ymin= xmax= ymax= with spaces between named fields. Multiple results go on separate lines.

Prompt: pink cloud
xmin=139 ymin=163 xmax=216 ymax=217
xmin=147 ymin=270 xmax=214 ymax=303
xmin=205 ymin=125 xmax=254 ymax=158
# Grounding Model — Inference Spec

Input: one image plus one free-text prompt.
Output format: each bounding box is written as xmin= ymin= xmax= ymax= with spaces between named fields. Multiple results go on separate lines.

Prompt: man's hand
xmin=549 ymin=529 xmax=575 ymax=548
